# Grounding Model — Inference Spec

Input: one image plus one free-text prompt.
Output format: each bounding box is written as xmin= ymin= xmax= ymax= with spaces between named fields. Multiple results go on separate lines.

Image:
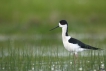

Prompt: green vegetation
xmin=0 ymin=39 xmax=106 ymax=71
xmin=0 ymin=35 xmax=106 ymax=71
xmin=0 ymin=0 xmax=106 ymax=34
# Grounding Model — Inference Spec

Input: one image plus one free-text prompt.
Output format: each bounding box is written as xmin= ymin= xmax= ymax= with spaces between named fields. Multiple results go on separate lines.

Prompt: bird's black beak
xmin=50 ymin=26 xmax=59 ymax=31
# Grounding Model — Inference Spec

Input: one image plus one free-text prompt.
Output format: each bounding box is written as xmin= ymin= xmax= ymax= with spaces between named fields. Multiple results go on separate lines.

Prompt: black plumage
xmin=68 ymin=37 xmax=99 ymax=50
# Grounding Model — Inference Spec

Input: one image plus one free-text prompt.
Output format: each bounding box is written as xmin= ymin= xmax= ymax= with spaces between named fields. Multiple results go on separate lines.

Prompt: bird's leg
xmin=75 ymin=53 xmax=78 ymax=58
xmin=74 ymin=52 xmax=78 ymax=64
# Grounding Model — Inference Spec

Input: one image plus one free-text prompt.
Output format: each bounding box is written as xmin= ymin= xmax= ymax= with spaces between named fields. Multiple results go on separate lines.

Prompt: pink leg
xmin=74 ymin=52 xmax=78 ymax=64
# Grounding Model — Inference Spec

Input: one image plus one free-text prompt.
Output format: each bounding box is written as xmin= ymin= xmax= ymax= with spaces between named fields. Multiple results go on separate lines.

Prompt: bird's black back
xmin=68 ymin=37 xmax=99 ymax=50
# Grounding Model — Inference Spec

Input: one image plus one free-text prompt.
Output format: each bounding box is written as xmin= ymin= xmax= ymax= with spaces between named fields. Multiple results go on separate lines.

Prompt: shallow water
xmin=0 ymin=34 xmax=106 ymax=71
xmin=0 ymin=59 xmax=105 ymax=71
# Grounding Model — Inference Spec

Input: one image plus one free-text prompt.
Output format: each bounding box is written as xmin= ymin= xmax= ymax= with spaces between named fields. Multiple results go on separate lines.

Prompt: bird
xmin=50 ymin=20 xmax=100 ymax=58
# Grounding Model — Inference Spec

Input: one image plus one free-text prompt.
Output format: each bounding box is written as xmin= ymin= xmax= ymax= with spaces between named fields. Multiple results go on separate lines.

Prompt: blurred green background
xmin=0 ymin=0 xmax=106 ymax=35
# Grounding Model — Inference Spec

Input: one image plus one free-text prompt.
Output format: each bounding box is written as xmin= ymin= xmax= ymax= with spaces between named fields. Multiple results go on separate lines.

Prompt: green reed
xmin=0 ymin=35 xmax=105 ymax=71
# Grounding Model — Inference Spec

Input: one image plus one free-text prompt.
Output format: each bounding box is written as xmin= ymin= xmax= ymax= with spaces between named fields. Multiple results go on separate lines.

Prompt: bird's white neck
xmin=61 ymin=25 xmax=68 ymax=39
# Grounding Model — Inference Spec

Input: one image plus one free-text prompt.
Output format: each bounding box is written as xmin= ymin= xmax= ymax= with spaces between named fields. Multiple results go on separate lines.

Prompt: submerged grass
xmin=0 ymin=37 xmax=105 ymax=71
xmin=0 ymin=52 xmax=105 ymax=71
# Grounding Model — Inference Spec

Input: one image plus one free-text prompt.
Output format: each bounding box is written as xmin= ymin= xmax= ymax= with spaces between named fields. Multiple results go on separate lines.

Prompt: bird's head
xmin=50 ymin=20 xmax=68 ymax=31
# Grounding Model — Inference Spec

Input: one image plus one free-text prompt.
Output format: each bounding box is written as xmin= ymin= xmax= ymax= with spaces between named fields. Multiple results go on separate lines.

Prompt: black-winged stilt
xmin=50 ymin=20 xmax=100 ymax=57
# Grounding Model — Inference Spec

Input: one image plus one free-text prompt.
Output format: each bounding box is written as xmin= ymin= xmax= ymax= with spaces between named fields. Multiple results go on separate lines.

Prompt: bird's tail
xmin=93 ymin=47 xmax=102 ymax=50
xmin=87 ymin=45 xmax=102 ymax=50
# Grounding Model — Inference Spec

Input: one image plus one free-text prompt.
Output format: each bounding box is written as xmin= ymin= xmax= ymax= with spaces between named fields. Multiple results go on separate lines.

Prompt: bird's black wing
xmin=68 ymin=37 xmax=99 ymax=50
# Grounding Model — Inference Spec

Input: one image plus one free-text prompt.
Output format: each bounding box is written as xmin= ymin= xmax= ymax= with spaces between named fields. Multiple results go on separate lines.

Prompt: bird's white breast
xmin=62 ymin=36 xmax=85 ymax=53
